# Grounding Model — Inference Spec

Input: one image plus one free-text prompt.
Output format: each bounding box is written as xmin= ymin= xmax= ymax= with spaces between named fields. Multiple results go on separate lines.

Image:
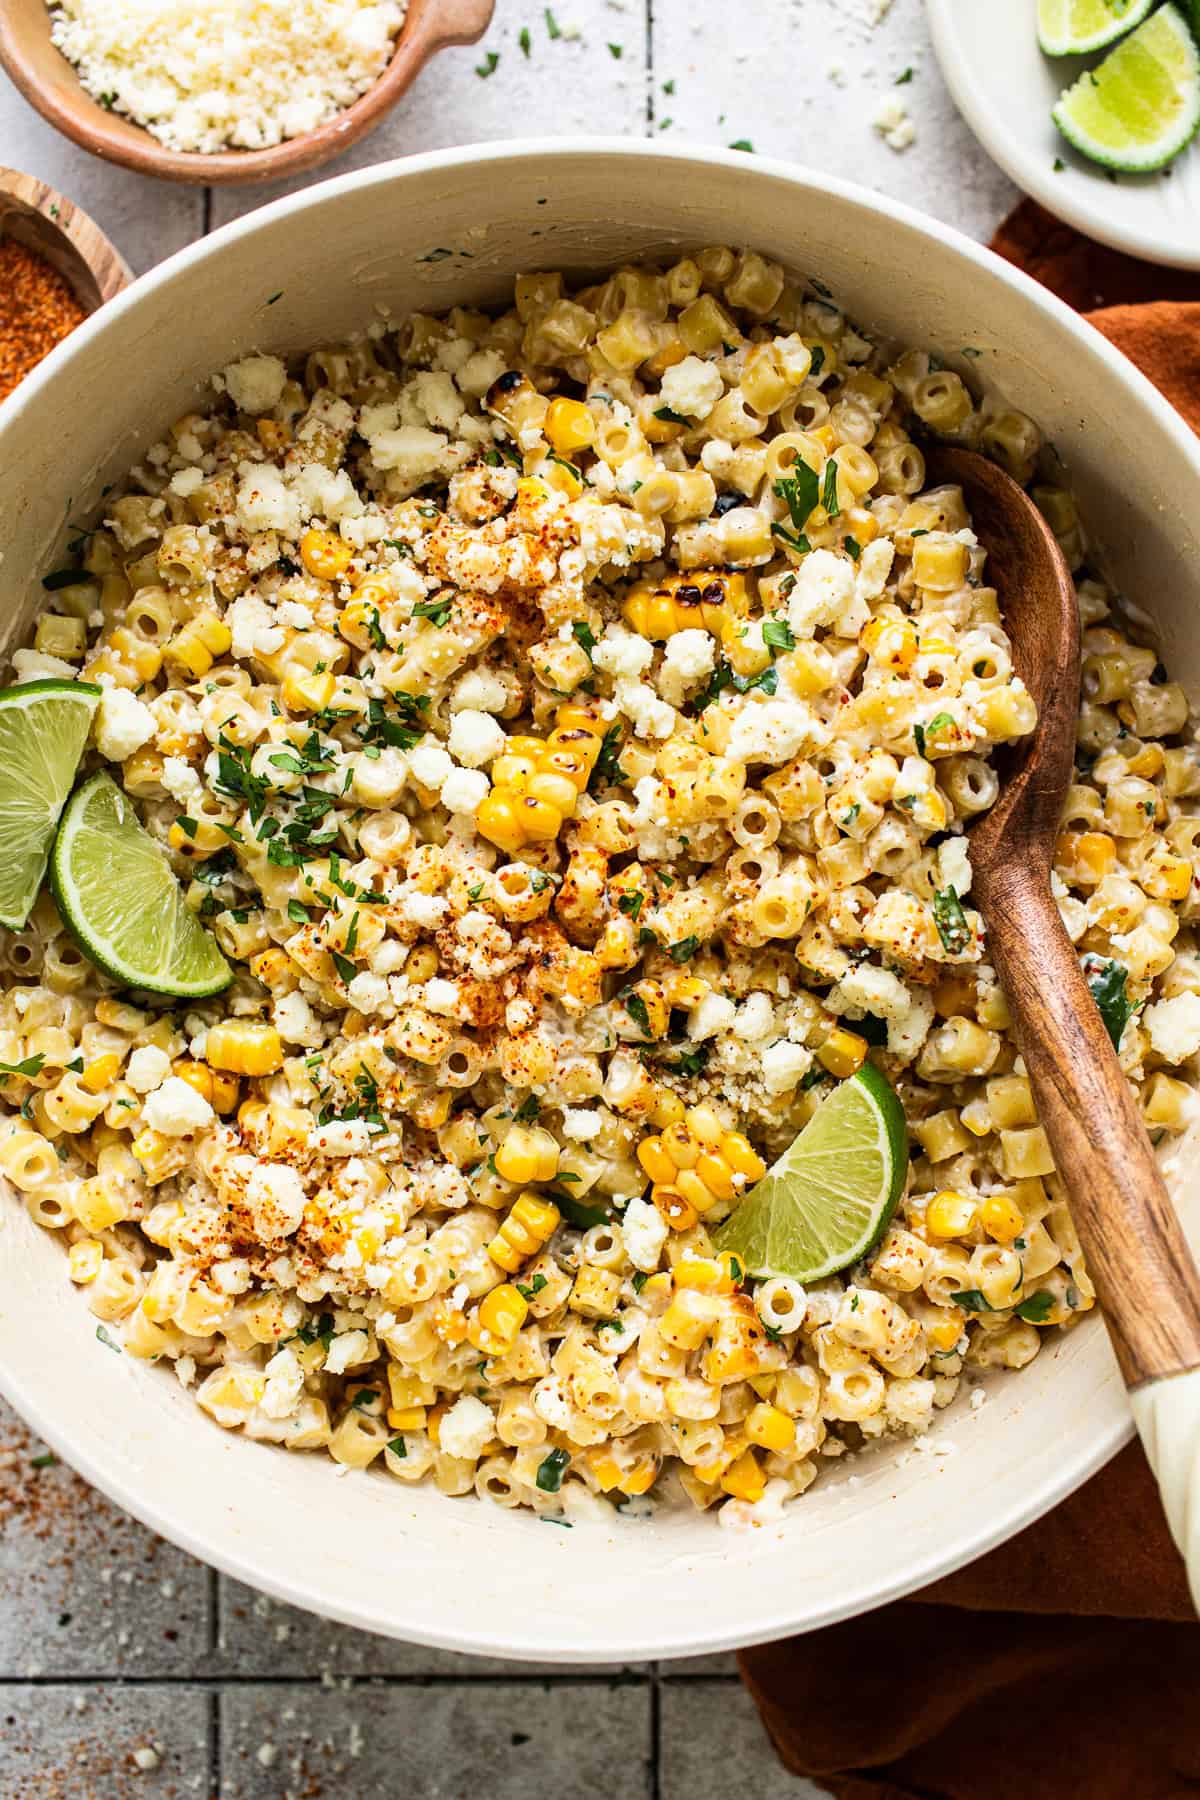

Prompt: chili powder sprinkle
xmin=0 ymin=238 xmax=86 ymax=405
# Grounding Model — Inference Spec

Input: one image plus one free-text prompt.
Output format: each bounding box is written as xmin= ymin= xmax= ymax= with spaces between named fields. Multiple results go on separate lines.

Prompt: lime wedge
xmin=51 ymin=771 xmax=231 ymax=998
xmin=1052 ymin=4 xmax=1200 ymax=171
xmin=0 ymin=679 xmax=101 ymax=930
xmin=1038 ymin=0 xmax=1153 ymax=57
xmin=714 ymin=1065 xmax=908 ymax=1284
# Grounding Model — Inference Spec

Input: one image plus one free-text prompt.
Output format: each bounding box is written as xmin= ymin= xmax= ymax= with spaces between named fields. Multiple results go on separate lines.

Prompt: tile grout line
xmin=209 ymin=1689 xmax=221 ymax=1800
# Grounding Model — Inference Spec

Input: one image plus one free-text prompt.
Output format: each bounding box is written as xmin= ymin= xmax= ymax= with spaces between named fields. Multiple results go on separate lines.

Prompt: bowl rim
xmin=0 ymin=0 xmax=495 ymax=186
xmin=4 ymin=135 xmax=1195 ymax=1657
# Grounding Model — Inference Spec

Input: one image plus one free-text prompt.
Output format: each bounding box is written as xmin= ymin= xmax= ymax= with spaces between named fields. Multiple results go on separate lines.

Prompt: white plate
xmin=925 ymin=0 xmax=1200 ymax=269
xmin=2 ymin=141 xmax=1200 ymax=1660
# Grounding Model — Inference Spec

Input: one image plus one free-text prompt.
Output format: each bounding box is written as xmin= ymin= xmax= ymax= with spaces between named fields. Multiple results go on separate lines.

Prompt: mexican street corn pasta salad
xmin=4 ymin=247 xmax=1200 ymax=1528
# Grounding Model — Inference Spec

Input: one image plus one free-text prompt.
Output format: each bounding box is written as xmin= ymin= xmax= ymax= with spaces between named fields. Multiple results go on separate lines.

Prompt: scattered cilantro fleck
xmin=663 ymin=79 xmax=675 ymax=94
xmin=476 ymin=50 xmax=499 ymax=76
xmin=515 ymin=1273 xmax=549 ymax=1300
xmin=413 ymin=597 xmax=453 ymax=628
xmin=608 ymin=41 xmax=623 ymax=57
xmin=932 ymin=886 xmax=970 ymax=955
xmin=950 ymin=1289 xmax=994 ymax=1314
xmin=1085 ymin=957 xmax=1137 ymax=1050
xmin=387 ymin=1435 xmax=408 ymax=1459
xmin=588 ymin=722 xmax=627 ymax=793
xmin=895 ymin=66 xmax=913 ymax=84
xmin=844 ymin=536 xmax=862 ymax=562
xmin=821 ymin=459 xmax=840 ymax=518
xmin=1054 ymin=156 xmax=1066 ymax=172
xmin=729 ymin=139 xmax=755 ymax=152
xmin=632 ymin=1272 xmax=648 ymax=1294
xmin=762 ymin=618 xmax=795 ymax=653
xmin=31 ymin=1451 xmax=58 ymax=1468
xmin=774 ymin=465 xmax=820 ymax=534
xmin=623 ymin=991 xmax=652 ymax=1038
xmin=331 ymin=949 xmax=357 ymax=984
xmin=544 ymin=5 xmax=561 ymax=37
xmin=514 ymin=1094 xmax=541 ymax=1123
xmin=536 ymin=1447 xmax=570 ymax=1492
xmin=1015 ymin=1291 xmax=1055 ymax=1324
xmin=96 ymin=1324 xmax=121 ymax=1352
xmin=519 ymin=25 xmax=531 ymax=55
xmin=617 ymin=890 xmax=644 ymax=921
xmin=653 ymin=405 xmax=689 ymax=426
xmin=571 ymin=620 xmax=597 ymax=657
xmin=668 ymin=935 xmax=701 ymax=964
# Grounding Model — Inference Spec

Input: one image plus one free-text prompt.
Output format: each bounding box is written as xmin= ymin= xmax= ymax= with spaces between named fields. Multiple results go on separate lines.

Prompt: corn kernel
xmin=81 ymin=1053 xmax=120 ymax=1094
xmin=468 ymin=1283 xmax=529 ymax=1354
xmin=545 ymin=396 xmax=596 ymax=453
xmin=745 ymin=1402 xmax=796 ymax=1453
xmin=299 ymin=528 xmax=354 ymax=581
xmin=721 ymin=1448 xmax=766 ymax=1503
xmin=206 ymin=1022 xmax=283 ymax=1078
xmin=925 ymin=1190 xmax=980 ymax=1239
xmin=489 ymin=1190 xmax=561 ymax=1273
xmin=817 ymin=1027 xmax=868 ymax=1079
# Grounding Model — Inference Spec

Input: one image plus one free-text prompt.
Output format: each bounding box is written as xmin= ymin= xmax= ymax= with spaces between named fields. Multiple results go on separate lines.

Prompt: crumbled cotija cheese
xmin=48 ymin=0 xmax=409 ymax=155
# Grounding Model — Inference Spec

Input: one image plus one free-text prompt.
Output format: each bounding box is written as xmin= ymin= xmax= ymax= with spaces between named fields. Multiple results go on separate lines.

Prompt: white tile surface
xmin=0 ymin=0 xmax=1016 ymax=1790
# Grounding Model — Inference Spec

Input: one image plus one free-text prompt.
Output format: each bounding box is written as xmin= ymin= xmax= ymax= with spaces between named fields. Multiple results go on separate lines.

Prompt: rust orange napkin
xmin=738 ymin=200 xmax=1200 ymax=1800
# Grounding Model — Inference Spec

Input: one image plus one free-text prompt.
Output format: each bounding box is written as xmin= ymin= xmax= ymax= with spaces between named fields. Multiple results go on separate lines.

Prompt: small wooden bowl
xmin=0 ymin=165 xmax=130 ymax=312
xmin=0 ymin=0 xmax=495 ymax=186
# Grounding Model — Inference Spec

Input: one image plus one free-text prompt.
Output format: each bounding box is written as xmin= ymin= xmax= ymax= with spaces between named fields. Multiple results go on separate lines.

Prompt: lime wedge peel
xmin=1038 ymin=0 xmax=1154 ymax=57
xmin=0 ymin=679 xmax=101 ymax=930
xmin=714 ymin=1065 xmax=908 ymax=1285
xmin=51 ymin=771 xmax=232 ymax=999
xmin=1052 ymin=5 xmax=1200 ymax=173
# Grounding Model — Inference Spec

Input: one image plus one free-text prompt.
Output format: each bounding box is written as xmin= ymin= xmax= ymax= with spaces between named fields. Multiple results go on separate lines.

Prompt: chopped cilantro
xmin=514 ymin=1094 xmax=541 ymax=1123
xmin=95 ymin=1324 xmax=121 ymax=1352
xmin=729 ymin=139 xmax=755 ymax=152
xmin=762 ymin=618 xmax=795 ymax=653
xmin=387 ymin=1435 xmax=408 ymax=1459
xmin=774 ymin=465 xmax=820 ymax=534
xmin=536 ymin=1447 xmax=570 ymax=1492
xmin=950 ymin=1289 xmax=993 ymax=1313
xmin=821 ymin=459 xmax=840 ymax=518
xmin=654 ymin=405 xmax=690 ymax=426
xmin=515 ymin=1272 xmax=549 ymax=1300
xmin=476 ymin=50 xmax=499 ymax=76
xmin=617 ymin=890 xmax=644 ymax=921
xmin=668 ymin=935 xmax=701 ymax=964
xmin=1085 ymin=957 xmax=1137 ymax=1050
xmin=1014 ymin=1291 xmax=1055 ymax=1324
xmin=571 ymin=620 xmax=597 ymax=657
xmin=519 ymin=25 xmax=531 ymax=55
xmin=608 ymin=41 xmax=623 ymax=57
xmin=544 ymin=5 xmax=561 ymax=37
xmin=623 ymin=991 xmax=652 ymax=1038
xmin=0 ymin=1055 xmax=45 ymax=1080
xmin=932 ymin=886 xmax=970 ymax=955
xmin=413 ymin=598 xmax=453 ymax=628
xmin=588 ymin=722 xmax=627 ymax=793
xmin=844 ymin=536 xmax=862 ymax=562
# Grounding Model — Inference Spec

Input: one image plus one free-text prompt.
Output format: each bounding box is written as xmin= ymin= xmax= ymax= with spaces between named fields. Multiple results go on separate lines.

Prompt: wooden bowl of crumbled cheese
xmin=0 ymin=0 xmax=496 ymax=184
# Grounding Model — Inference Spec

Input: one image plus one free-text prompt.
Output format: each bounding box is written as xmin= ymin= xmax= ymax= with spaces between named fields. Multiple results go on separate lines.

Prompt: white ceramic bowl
xmin=2 ymin=141 xmax=1199 ymax=1664
xmin=925 ymin=0 xmax=1200 ymax=270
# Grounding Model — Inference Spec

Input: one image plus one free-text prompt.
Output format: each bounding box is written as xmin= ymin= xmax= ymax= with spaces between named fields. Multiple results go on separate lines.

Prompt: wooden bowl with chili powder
xmin=0 ymin=167 xmax=130 ymax=405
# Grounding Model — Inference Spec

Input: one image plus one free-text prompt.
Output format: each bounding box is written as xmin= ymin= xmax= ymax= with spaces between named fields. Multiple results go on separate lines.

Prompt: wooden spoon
xmin=931 ymin=446 xmax=1200 ymax=1605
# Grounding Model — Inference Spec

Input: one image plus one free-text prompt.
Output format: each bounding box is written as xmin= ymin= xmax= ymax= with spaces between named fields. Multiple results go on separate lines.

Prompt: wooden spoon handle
xmin=977 ymin=857 xmax=1200 ymax=1389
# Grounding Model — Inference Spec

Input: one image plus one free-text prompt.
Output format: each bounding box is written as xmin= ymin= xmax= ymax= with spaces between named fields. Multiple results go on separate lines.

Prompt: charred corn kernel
xmin=639 ymin=1120 xmax=765 ymax=1214
xmin=818 ymin=1027 xmax=868 ymax=1079
xmin=206 ymin=1021 xmax=283 ymax=1078
xmin=925 ymin=1190 xmax=979 ymax=1239
xmin=653 ymin=1184 xmax=699 ymax=1231
xmin=623 ymin=569 xmax=748 ymax=640
xmin=299 ymin=527 xmax=353 ymax=581
xmin=282 ymin=665 xmax=337 ymax=714
xmin=980 ymin=1193 xmax=1025 ymax=1243
xmin=861 ymin=613 xmax=918 ymax=674
xmin=132 ymin=1128 xmax=189 ymax=1184
xmin=494 ymin=1124 xmax=560 ymax=1185
xmin=569 ymin=1264 xmax=623 ymax=1320
xmin=1143 ymin=852 xmax=1193 ymax=903
xmin=68 ymin=1239 xmax=103 ymax=1284
xmin=745 ymin=1402 xmax=796 ymax=1453
xmin=386 ymin=1406 xmax=427 ymax=1432
xmin=489 ymin=1190 xmax=561 ymax=1272
xmin=81 ymin=1053 xmax=120 ymax=1094
xmin=545 ymin=396 xmax=596 ymax=453
xmin=163 ymin=614 xmax=232 ymax=678
xmin=172 ymin=1058 xmax=240 ymax=1114
xmin=476 ymin=703 xmax=605 ymax=853
xmin=721 ymin=1448 xmax=766 ymax=1503
xmin=468 ymin=1282 xmax=529 ymax=1354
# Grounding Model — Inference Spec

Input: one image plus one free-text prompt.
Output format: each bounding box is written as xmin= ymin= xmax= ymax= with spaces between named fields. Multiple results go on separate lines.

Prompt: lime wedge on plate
xmin=1053 ymin=4 xmax=1200 ymax=171
xmin=0 ymin=679 xmax=101 ymax=929
xmin=714 ymin=1065 xmax=908 ymax=1283
xmin=1038 ymin=0 xmax=1154 ymax=57
xmin=52 ymin=771 xmax=232 ymax=997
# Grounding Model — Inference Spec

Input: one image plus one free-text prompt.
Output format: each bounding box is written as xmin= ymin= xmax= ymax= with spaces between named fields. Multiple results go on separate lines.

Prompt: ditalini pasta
xmin=4 ymin=249 xmax=1199 ymax=1525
